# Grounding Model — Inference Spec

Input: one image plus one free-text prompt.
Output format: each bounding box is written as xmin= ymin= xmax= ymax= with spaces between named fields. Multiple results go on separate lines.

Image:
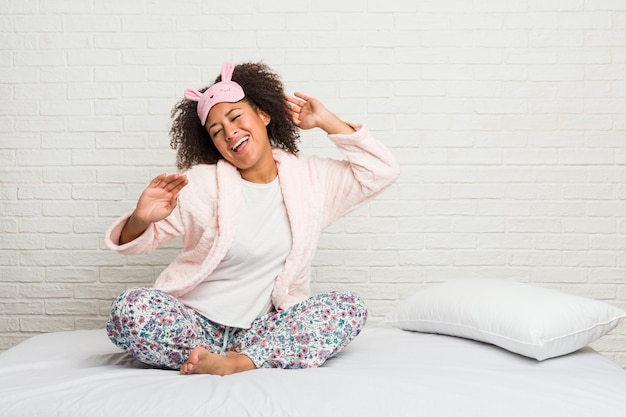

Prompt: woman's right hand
xmin=119 ymin=173 xmax=188 ymax=244
xmin=134 ymin=173 xmax=188 ymax=223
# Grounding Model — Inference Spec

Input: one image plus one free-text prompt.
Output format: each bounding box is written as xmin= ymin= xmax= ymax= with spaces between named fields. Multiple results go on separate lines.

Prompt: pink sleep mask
xmin=184 ymin=61 xmax=245 ymax=126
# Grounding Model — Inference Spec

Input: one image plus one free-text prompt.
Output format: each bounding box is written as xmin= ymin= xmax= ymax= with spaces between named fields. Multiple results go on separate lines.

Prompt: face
xmin=205 ymin=100 xmax=273 ymax=180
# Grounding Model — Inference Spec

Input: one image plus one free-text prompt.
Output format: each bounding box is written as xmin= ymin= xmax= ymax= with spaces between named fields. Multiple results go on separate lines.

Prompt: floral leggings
xmin=106 ymin=288 xmax=368 ymax=370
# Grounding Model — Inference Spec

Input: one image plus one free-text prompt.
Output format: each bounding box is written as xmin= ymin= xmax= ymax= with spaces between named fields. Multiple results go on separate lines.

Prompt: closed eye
xmin=211 ymin=128 xmax=223 ymax=139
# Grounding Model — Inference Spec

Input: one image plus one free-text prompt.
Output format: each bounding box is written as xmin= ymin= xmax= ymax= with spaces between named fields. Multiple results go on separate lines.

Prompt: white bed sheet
xmin=1 ymin=327 xmax=625 ymax=417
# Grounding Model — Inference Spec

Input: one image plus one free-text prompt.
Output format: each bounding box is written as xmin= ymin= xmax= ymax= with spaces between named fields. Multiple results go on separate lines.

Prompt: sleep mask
xmin=184 ymin=61 xmax=245 ymax=126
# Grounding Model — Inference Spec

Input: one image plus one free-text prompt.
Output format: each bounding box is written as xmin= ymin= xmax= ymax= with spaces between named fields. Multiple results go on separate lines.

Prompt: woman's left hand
xmin=286 ymin=92 xmax=355 ymax=134
xmin=286 ymin=92 xmax=327 ymax=130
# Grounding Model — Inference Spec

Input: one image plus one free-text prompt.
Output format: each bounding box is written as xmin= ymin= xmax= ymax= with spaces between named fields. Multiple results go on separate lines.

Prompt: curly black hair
xmin=169 ymin=62 xmax=300 ymax=171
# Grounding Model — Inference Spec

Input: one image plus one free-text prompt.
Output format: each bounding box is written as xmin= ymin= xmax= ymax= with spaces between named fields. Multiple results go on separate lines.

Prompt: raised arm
xmin=287 ymin=92 xmax=400 ymax=227
xmin=119 ymin=173 xmax=188 ymax=244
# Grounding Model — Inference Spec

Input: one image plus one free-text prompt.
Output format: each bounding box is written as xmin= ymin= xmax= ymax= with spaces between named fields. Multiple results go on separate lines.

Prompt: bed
xmin=2 ymin=279 xmax=625 ymax=417
xmin=1 ymin=326 xmax=626 ymax=417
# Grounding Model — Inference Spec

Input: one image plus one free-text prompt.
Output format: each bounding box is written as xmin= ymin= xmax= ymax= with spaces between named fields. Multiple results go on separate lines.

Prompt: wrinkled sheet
xmin=1 ymin=327 xmax=625 ymax=417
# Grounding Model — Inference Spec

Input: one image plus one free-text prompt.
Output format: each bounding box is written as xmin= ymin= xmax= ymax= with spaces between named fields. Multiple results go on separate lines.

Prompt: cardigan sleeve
xmin=103 ymin=171 xmax=200 ymax=256
xmin=104 ymin=206 xmax=185 ymax=255
xmin=315 ymin=123 xmax=400 ymax=228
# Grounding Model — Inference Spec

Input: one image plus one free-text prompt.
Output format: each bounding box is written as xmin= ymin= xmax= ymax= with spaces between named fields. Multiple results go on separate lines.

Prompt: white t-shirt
xmin=179 ymin=176 xmax=292 ymax=328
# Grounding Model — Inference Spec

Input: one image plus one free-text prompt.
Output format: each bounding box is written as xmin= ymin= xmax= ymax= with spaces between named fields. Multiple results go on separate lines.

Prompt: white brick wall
xmin=1 ymin=1 xmax=625 ymax=367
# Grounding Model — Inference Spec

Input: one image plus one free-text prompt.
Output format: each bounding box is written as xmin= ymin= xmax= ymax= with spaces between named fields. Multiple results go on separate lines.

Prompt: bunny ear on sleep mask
xmin=184 ymin=61 xmax=245 ymax=126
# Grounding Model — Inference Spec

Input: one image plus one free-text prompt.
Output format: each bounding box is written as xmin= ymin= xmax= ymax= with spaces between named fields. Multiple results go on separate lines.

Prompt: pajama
xmin=106 ymin=288 xmax=367 ymax=370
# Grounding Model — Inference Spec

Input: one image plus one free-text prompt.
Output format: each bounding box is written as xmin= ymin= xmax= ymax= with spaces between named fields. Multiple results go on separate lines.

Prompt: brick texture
xmin=1 ymin=2 xmax=625 ymax=367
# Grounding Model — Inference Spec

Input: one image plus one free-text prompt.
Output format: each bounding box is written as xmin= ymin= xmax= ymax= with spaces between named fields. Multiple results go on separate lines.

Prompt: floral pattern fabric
xmin=107 ymin=288 xmax=367 ymax=370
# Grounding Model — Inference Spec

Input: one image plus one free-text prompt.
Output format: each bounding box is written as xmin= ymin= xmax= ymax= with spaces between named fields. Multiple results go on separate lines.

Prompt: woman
xmin=105 ymin=61 xmax=399 ymax=375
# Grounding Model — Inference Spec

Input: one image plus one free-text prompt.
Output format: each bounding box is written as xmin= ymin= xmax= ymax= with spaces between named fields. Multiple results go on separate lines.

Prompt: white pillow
xmin=384 ymin=279 xmax=626 ymax=361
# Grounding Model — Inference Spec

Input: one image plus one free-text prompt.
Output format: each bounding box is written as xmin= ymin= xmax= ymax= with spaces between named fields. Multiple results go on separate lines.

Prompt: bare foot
xmin=179 ymin=347 xmax=256 ymax=376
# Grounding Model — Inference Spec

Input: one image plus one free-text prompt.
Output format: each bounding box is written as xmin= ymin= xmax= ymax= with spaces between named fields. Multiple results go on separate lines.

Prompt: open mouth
xmin=231 ymin=136 xmax=249 ymax=152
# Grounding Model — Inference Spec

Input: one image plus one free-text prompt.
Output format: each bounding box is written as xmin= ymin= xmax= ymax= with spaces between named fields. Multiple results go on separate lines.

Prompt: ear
xmin=258 ymin=109 xmax=271 ymax=126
